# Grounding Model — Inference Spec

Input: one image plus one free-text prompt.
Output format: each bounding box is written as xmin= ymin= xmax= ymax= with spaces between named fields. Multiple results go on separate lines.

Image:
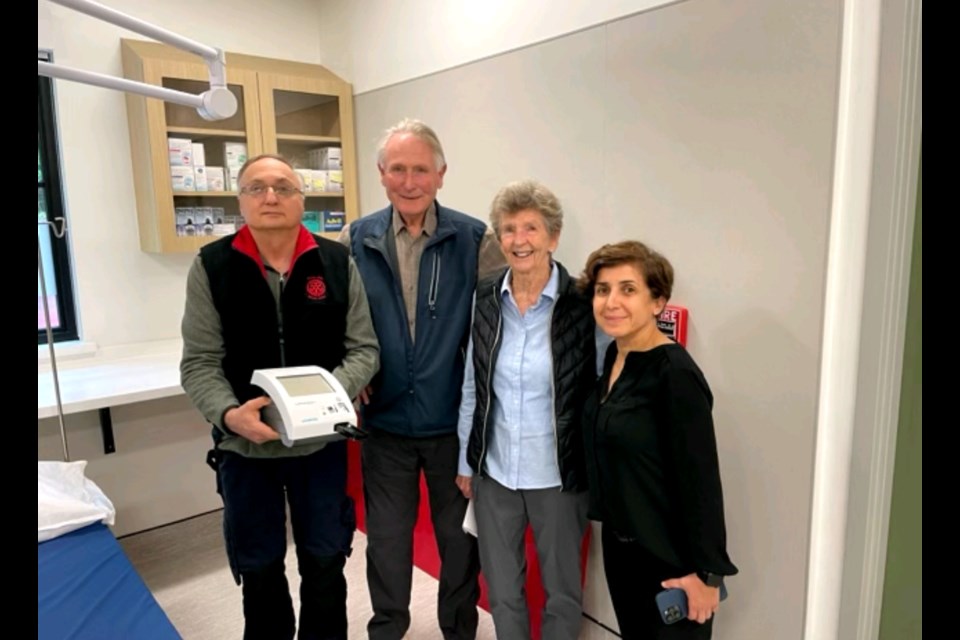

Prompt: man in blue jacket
xmin=342 ymin=119 xmax=505 ymax=639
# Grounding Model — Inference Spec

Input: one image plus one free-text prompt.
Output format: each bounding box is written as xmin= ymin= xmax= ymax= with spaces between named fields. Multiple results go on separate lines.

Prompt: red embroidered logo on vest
xmin=306 ymin=276 xmax=327 ymax=300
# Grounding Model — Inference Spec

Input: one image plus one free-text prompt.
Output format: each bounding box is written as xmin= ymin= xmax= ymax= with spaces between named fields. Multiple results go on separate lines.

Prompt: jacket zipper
xmin=428 ymin=253 xmax=441 ymax=319
xmin=273 ymin=237 xmax=317 ymax=367
xmin=478 ymin=281 xmax=502 ymax=475
xmin=547 ymin=302 xmax=562 ymax=491
xmin=277 ymin=273 xmax=286 ymax=367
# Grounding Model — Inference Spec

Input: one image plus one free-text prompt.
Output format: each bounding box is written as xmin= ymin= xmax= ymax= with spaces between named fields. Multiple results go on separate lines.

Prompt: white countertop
xmin=38 ymin=342 xmax=184 ymax=419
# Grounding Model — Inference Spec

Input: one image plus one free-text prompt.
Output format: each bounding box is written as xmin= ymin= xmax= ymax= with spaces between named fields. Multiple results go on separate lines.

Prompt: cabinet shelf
xmin=173 ymin=191 xmax=237 ymax=197
xmin=171 ymin=191 xmax=345 ymax=198
xmin=276 ymin=134 xmax=341 ymax=144
xmin=167 ymin=126 xmax=246 ymax=138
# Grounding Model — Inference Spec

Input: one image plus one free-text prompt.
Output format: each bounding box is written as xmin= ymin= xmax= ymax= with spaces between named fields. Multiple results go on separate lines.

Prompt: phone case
xmin=656 ymin=583 xmax=728 ymax=625
xmin=656 ymin=588 xmax=688 ymax=624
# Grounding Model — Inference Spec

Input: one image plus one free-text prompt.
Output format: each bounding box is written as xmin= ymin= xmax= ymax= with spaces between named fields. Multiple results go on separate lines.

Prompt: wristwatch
xmin=698 ymin=571 xmax=724 ymax=588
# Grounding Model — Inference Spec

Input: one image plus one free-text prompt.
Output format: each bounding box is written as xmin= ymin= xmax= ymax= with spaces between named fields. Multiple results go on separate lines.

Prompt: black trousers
xmin=362 ymin=430 xmax=480 ymax=640
xmin=218 ymin=442 xmax=355 ymax=640
xmin=601 ymin=525 xmax=714 ymax=640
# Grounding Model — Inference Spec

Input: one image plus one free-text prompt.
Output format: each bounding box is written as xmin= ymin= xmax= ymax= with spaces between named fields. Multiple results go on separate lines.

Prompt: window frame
xmin=38 ymin=50 xmax=78 ymax=344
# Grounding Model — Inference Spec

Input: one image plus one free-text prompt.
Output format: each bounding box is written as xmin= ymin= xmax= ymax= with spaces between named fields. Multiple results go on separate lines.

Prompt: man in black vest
xmin=180 ymin=154 xmax=379 ymax=640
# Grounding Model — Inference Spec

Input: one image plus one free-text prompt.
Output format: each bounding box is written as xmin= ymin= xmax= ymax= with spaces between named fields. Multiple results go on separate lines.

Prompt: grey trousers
xmin=474 ymin=475 xmax=589 ymax=640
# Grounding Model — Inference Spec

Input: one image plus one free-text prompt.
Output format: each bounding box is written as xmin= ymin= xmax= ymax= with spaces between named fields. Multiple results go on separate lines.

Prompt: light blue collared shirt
xmin=457 ymin=264 xmax=562 ymax=490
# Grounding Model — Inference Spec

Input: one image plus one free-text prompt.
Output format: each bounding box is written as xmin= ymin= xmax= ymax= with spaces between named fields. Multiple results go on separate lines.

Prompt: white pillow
xmin=38 ymin=460 xmax=116 ymax=543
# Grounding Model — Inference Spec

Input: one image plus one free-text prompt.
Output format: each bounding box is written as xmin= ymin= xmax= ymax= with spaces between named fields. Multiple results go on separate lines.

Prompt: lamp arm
xmin=40 ymin=0 xmax=236 ymax=120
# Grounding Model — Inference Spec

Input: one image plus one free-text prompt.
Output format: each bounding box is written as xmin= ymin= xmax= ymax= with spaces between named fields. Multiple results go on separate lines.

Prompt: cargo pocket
xmin=206 ymin=448 xmax=222 ymax=494
xmin=207 ymin=447 xmax=241 ymax=585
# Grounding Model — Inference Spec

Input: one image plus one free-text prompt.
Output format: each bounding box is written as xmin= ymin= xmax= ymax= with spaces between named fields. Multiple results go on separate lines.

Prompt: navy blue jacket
xmin=350 ymin=203 xmax=487 ymax=437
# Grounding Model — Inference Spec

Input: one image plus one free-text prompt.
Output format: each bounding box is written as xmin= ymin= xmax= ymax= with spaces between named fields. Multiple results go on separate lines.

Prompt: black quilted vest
xmin=466 ymin=262 xmax=596 ymax=491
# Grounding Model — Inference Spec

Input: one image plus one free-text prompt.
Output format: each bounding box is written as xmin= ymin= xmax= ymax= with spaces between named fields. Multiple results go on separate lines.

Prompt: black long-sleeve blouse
xmin=583 ymin=342 xmax=738 ymax=577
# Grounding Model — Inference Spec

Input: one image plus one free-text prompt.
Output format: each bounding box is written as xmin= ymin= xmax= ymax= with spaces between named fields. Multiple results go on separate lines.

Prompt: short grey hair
xmin=376 ymin=118 xmax=447 ymax=171
xmin=236 ymin=153 xmax=298 ymax=186
xmin=234 ymin=153 xmax=307 ymax=197
xmin=489 ymin=180 xmax=563 ymax=238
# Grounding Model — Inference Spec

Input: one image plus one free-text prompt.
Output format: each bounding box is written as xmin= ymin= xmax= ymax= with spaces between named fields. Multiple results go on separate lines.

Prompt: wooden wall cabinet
xmin=121 ymin=40 xmax=359 ymax=253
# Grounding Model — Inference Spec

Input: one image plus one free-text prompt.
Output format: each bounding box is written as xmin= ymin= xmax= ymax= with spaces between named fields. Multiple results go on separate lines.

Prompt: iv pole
xmin=38 ymin=219 xmax=70 ymax=461
xmin=38 ymin=0 xmax=238 ymax=461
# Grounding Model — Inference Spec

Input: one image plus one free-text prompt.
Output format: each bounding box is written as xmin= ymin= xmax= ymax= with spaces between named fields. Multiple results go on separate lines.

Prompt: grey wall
xmin=353 ymin=0 xmax=843 ymax=637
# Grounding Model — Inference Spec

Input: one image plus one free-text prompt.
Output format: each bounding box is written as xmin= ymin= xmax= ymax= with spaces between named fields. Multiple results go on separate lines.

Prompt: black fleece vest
xmin=200 ymin=234 xmax=350 ymax=404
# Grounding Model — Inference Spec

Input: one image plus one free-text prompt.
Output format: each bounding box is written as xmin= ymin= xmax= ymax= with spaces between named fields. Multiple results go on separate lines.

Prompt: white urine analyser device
xmin=249 ymin=365 xmax=367 ymax=447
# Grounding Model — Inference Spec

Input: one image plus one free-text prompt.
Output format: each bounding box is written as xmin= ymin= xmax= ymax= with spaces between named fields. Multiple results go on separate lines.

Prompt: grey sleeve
xmin=477 ymin=226 xmax=507 ymax=280
xmin=179 ymin=255 xmax=239 ymax=431
xmin=330 ymin=257 xmax=380 ymax=399
xmin=336 ymin=223 xmax=352 ymax=252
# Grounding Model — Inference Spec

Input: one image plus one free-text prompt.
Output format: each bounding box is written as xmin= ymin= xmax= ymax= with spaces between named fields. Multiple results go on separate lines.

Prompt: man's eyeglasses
xmin=239 ymin=184 xmax=303 ymax=199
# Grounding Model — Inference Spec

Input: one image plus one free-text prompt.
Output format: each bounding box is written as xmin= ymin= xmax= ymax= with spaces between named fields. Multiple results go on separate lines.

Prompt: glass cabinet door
xmin=258 ymin=74 xmax=358 ymax=238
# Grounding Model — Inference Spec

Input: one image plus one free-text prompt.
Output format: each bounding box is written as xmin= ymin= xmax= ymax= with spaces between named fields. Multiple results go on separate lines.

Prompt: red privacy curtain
xmin=347 ymin=440 xmax=590 ymax=640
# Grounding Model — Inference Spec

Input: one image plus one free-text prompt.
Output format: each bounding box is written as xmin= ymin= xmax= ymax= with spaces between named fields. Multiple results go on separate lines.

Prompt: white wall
xmin=39 ymin=0 xmax=323 ymax=350
xmin=316 ymin=0 xmax=673 ymax=93
xmin=37 ymin=0 xmax=325 ymax=535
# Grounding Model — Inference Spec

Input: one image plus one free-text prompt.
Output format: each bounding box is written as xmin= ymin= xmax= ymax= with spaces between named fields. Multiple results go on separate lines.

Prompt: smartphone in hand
xmin=656 ymin=582 xmax=728 ymax=625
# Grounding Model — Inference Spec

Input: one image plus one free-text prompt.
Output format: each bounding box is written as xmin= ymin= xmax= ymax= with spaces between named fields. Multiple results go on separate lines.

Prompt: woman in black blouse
xmin=580 ymin=241 xmax=737 ymax=639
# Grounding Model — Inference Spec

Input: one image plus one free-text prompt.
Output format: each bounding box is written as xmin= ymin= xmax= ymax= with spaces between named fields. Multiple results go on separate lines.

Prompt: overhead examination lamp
xmin=38 ymin=0 xmax=238 ymax=120
xmin=38 ymin=0 xmax=237 ymax=462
